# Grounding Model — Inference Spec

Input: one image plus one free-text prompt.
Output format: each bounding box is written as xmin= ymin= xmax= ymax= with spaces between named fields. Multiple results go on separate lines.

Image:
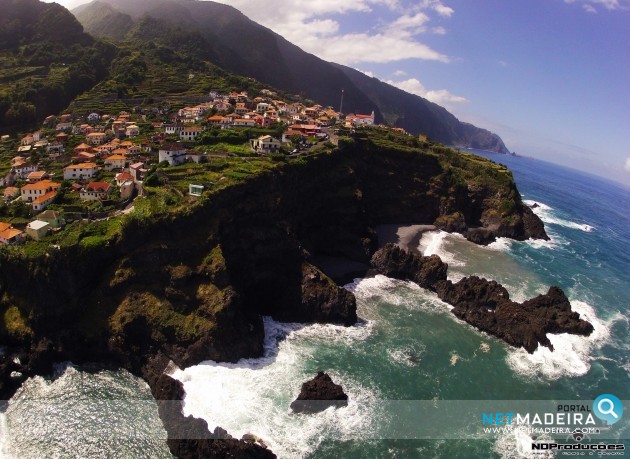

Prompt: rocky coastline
xmin=370 ymin=243 xmax=594 ymax=353
xmin=0 ymin=138 xmax=555 ymax=457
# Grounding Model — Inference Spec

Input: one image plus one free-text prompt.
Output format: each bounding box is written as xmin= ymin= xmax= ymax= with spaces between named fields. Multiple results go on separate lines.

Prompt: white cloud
xmin=563 ymin=0 xmax=628 ymax=12
xmin=624 ymin=157 xmax=630 ymax=172
xmin=393 ymin=70 xmax=408 ymax=77
xmin=385 ymin=77 xmax=468 ymax=109
xmin=356 ymin=69 xmax=376 ymax=77
xmin=209 ymin=0 xmax=453 ymax=65
xmin=433 ymin=3 xmax=455 ymax=16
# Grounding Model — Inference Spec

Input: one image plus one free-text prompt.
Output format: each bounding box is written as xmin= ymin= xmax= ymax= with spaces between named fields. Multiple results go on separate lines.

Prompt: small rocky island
xmin=0 ymin=129 xmax=580 ymax=457
xmin=290 ymin=372 xmax=349 ymax=414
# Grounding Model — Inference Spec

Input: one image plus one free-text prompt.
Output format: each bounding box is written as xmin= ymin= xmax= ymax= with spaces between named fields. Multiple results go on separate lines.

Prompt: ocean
xmin=1 ymin=152 xmax=629 ymax=458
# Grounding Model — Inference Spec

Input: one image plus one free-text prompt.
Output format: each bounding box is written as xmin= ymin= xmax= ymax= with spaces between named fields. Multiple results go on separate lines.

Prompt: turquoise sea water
xmin=2 ymin=153 xmax=629 ymax=458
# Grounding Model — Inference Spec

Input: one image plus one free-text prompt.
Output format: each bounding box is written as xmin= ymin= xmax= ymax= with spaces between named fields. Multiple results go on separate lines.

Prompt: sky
xmin=49 ymin=0 xmax=630 ymax=186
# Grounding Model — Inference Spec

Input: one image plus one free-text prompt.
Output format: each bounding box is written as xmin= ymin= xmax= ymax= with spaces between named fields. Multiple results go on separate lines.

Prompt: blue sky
xmin=51 ymin=0 xmax=630 ymax=186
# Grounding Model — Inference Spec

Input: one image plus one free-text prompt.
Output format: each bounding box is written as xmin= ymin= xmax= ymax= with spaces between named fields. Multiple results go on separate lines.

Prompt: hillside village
xmin=0 ymin=89 xmax=410 ymax=247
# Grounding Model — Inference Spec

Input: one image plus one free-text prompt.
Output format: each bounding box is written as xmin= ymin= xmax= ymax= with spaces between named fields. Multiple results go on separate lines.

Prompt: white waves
xmin=506 ymin=300 xmax=612 ymax=380
xmin=172 ymin=316 xmax=378 ymax=459
xmin=524 ymin=199 xmax=594 ymax=233
xmin=420 ymin=231 xmax=466 ymax=267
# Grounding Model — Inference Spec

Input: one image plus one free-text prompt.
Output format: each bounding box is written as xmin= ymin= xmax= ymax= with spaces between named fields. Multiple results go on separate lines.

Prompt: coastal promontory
xmin=0 ymin=128 xmax=550 ymax=456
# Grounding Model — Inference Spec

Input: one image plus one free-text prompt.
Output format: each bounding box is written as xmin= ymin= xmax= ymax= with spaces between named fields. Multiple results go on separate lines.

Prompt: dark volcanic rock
xmin=465 ymin=227 xmax=497 ymax=245
xmin=144 ymin=356 xmax=276 ymax=459
xmin=522 ymin=205 xmax=550 ymax=241
xmin=436 ymin=278 xmax=593 ymax=353
xmin=434 ymin=276 xmax=510 ymax=310
xmin=299 ymin=263 xmax=358 ymax=325
xmin=530 ymin=203 xmax=540 ymax=209
xmin=272 ymin=263 xmax=358 ymax=326
xmin=370 ymin=243 xmax=448 ymax=290
xmin=291 ymin=372 xmax=348 ymax=413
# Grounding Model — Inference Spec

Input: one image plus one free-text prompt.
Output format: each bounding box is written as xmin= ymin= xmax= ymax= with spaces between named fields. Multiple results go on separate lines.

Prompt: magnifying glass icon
xmin=597 ymin=398 xmax=619 ymax=419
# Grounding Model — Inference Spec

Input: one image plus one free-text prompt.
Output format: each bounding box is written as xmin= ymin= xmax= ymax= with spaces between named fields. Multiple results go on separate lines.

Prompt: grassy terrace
xmin=2 ymin=127 xmax=516 ymax=259
xmin=3 ymin=144 xmax=328 ymax=259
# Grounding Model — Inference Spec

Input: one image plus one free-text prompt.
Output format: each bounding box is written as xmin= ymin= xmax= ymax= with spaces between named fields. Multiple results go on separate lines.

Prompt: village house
xmin=32 ymin=191 xmax=57 ymax=212
xmin=46 ymin=142 xmax=65 ymax=154
xmin=26 ymin=220 xmax=50 ymax=241
xmin=158 ymin=144 xmax=186 ymax=166
xmin=207 ymin=115 xmax=228 ymax=127
xmin=119 ymin=180 xmax=135 ymax=200
xmin=115 ymin=172 xmax=134 ymax=186
xmin=73 ymin=151 xmax=97 ymax=162
xmin=21 ymin=134 xmax=34 ymax=146
xmin=289 ymin=124 xmax=321 ymax=136
xmin=234 ymin=103 xmax=248 ymax=116
xmin=55 ymin=122 xmax=72 ymax=132
xmin=33 ymin=139 xmax=49 ymax=149
xmin=126 ymin=124 xmax=140 ymax=137
xmin=63 ymin=162 xmax=99 ymax=180
xmin=256 ymin=102 xmax=270 ymax=114
xmin=13 ymin=163 xmax=37 ymax=179
xmin=20 ymin=180 xmax=60 ymax=203
xmin=86 ymin=132 xmax=106 ymax=145
xmin=80 ymin=182 xmax=112 ymax=201
xmin=233 ymin=118 xmax=256 ymax=127
xmin=165 ymin=124 xmax=184 ymax=135
xmin=180 ymin=126 xmax=203 ymax=142
xmin=347 ymin=111 xmax=375 ymax=126
xmin=38 ymin=209 xmax=64 ymax=228
xmin=184 ymin=151 xmax=206 ymax=163
xmin=26 ymin=171 xmax=49 ymax=182
xmin=74 ymin=143 xmax=92 ymax=154
xmin=250 ymin=135 xmax=282 ymax=154
xmin=282 ymin=129 xmax=306 ymax=144
xmin=129 ymin=162 xmax=148 ymax=182
xmin=0 ymin=224 xmax=24 ymax=245
xmin=55 ymin=132 xmax=69 ymax=143
xmin=104 ymin=154 xmax=127 ymax=171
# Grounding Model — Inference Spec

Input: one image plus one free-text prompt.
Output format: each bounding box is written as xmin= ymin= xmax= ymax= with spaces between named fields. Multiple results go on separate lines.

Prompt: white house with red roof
xmin=80 ymin=182 xmax=112 ymax=201
xmin=64 ymin=162 xmax=99 ymax=180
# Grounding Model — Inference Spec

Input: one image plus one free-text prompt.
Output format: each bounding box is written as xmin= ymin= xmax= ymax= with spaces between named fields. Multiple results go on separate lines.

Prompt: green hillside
xmin=0 ymin=0 xmax=116 ymax=129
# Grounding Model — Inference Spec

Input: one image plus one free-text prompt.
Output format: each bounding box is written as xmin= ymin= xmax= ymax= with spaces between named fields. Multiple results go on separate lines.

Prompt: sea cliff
xmin=0 ymin=129 xmax=548 ymax=457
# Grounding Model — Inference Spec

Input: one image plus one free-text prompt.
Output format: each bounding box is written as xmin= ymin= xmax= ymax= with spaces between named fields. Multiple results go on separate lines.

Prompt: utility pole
xmin=339 ymin=89 xmax=344 ymax=115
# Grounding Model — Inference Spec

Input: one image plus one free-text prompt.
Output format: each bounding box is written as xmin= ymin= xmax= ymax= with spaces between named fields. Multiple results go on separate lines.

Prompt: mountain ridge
xmin=73 ymin=0 xmax=510 ymax=153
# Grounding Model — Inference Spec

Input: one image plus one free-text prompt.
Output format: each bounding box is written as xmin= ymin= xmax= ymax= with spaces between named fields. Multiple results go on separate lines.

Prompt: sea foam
xmin=506 ymin=300 xmax=611 ymax=380
xmin=420 ymin=231 xmax=466 ymax=267
xmin=524 ymin=199 xmax=594 ymax=233
xmin=172 ymin=316 xmax=378 ymax=459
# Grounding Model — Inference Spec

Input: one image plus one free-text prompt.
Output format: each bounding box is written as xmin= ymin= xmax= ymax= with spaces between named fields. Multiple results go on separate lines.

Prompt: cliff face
xmin=0 ymin=136 xmax=546 ymax=376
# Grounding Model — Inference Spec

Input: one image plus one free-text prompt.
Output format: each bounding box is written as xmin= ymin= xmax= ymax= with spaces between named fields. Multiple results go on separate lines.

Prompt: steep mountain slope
xmin=73 ymin=0 xmax=510 ymax=153
xmin=0 ymin=0 xmax=116 ymax=128
xmin=72 ymin=0 xmax=133 ymax=40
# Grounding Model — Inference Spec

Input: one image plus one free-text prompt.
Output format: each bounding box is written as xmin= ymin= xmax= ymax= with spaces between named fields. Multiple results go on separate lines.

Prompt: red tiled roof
xmin=0 ymin=228 xmax=22 ymax=240
xmin=21 ymin=180 xmax=60 ymax=191
xmin=65 ymin=162 xmax=97 ymax=170
xmin=33 ymin=191 xmax=56 ymax=205
xmin=84 ymin=182 xmax=111 ymax=192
